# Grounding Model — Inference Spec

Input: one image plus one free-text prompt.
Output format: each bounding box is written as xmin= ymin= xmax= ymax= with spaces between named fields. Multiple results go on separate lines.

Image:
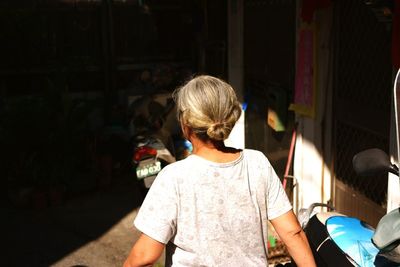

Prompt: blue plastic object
xmin=326 ymin=216 xmax=379 ymax=267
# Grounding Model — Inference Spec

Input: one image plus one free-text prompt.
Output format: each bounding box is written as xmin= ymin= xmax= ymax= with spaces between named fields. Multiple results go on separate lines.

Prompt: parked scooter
xmin=129 ymin=95 xmax=176 ymax=193
xmin=297 ymin=69 xmax=400 ymax=267
xmin=133 ymin=135 xmax=175 ymax=189
xmin=300 ymin=148 xmax=399 ymax=267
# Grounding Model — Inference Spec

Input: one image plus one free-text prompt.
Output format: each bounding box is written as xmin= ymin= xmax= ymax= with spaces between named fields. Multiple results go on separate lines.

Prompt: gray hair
xmin=173 ymin=75 xmax=242 ymax=141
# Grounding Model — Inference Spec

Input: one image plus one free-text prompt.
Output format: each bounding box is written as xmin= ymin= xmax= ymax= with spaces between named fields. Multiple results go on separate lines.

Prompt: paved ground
xmin=4 ymin=176 xmax=165 ymax=267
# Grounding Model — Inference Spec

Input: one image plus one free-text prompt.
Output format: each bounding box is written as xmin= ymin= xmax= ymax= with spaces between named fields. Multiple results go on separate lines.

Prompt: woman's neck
xmin=190 ymin=136 xmax=241 ymax=163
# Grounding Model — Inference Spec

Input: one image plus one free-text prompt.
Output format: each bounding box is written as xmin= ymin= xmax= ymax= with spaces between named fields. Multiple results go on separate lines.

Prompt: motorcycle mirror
xmin=352 ymin=148 xmax=399 ymax=176
xmin=395 ymin=69 xmax=400 ymax=165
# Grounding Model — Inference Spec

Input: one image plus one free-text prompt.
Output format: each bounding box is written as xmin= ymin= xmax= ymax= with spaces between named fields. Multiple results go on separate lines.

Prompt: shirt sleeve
xmin=134 ymin=165 xmax=178 ymax=244
xmin=265 ymin=158 xmax=292 ymax=220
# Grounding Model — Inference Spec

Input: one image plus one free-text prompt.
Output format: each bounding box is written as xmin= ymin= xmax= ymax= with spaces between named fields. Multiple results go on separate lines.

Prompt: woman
xmin=124 ymin=75 xmax=316 ymax=267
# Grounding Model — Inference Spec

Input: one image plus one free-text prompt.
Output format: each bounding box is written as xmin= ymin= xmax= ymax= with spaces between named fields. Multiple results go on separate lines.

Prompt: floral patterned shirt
xmin=134 ymin=149 xmax=292 ymax=266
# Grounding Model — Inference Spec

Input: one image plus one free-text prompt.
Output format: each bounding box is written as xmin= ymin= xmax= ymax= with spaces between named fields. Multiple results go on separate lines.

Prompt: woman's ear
xmin=180 ymin=122 xmax=191 ymax=140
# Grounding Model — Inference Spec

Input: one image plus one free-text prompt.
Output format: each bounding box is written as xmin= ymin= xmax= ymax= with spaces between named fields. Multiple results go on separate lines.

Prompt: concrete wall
xmin=292 ymin=5 xmax=334 ymax=213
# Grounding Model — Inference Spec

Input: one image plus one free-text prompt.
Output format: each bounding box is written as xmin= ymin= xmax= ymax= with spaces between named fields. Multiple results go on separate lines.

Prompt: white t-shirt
xmin=134 ymin=149 xmax=292 ymax=266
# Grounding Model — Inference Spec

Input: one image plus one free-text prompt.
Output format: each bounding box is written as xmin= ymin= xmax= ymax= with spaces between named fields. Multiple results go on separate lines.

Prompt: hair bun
xmin=206 ymin=122 xmax=230 ymax=141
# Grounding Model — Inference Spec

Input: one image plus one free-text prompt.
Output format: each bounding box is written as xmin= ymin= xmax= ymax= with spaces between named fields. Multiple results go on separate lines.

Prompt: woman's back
xmin=134 ymin=149 xmax=292 ymax=266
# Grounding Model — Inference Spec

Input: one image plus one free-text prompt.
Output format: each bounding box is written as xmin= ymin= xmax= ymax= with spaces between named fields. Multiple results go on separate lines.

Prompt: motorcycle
xmin=296 ymin=69 xmax=400 ymax=267
xmin=129 ymin=95 xmax=177 ymax=192
xmin=133 ymin=135 xmax=176 ymax=189
xmin=299 ymin=148 xmax=399 ymax=267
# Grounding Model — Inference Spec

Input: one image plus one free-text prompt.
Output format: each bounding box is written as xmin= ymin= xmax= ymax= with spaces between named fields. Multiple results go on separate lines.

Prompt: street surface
xmin=4 ymin=176 xmax=165 ymax=267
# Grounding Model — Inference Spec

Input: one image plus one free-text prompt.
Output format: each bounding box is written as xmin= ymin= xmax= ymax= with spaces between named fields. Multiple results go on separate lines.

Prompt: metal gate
xmin=332 ymin=0 xmax=392 ymax=226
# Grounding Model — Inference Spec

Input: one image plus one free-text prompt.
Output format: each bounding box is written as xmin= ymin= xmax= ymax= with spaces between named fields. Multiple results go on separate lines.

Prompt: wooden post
xmin=101 ymin=0 xmax=115 ymax=94
xmin=225 ymin=0 xmax=244 ymax=149
xmin=227 ymin=0 xmax=243 ymax=102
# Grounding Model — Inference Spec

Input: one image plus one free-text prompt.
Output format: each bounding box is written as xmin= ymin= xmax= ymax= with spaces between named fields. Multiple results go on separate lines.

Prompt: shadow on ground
xmin=4 ymin=175 xmax=146 ymax=267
